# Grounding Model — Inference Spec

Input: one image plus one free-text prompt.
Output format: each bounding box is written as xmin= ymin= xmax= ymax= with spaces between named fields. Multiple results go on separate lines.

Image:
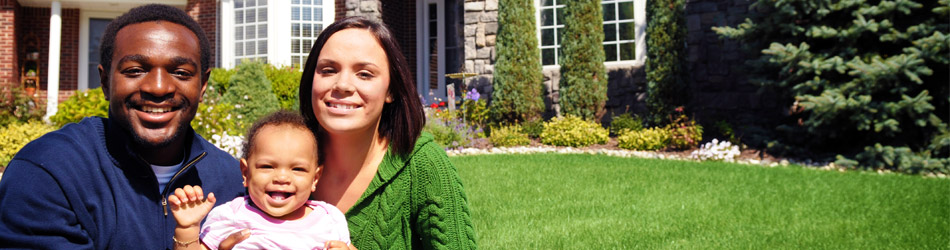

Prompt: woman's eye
xmin=319 ymin=68 xmax=337 ymax=74
xmin=357 ymin=71 xmax=374 ymax=79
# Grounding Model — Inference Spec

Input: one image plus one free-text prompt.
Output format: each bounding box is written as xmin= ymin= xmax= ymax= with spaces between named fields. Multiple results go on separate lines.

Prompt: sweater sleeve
xmin=412 ymin=143 xmax=478 ymax=250
xmin=0 ymin=159 xmax=95 ymax=250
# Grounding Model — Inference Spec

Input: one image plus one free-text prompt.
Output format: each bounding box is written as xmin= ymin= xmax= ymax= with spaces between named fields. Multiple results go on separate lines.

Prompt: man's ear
xmin=240 ymin=158 xmax=249 ymax=187
xmin=98 ymin=64 xmax=110 ymax=100
xmin=199 ymin=68 xmax=211 ymax=102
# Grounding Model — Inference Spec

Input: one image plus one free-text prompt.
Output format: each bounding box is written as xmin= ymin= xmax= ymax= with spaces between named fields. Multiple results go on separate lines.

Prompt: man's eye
xmin=122 ymin=68 xmax=145 ymax=75
xmin=173 ymin=70 xmax=194 ymax=77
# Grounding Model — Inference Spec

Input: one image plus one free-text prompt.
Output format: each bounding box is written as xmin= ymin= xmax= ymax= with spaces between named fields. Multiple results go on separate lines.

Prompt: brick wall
xmin=16 ymin=6 xmax=79 ymax=95
xmin=0 ymin=0 xmax=17 ymax=90
xmin=187 ymin=0 xmax=217 ymax=67
xmin=380 ymin=1 xmax=417 ymax=79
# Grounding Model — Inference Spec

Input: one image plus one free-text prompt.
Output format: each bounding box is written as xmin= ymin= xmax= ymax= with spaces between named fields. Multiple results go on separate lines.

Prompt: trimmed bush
xmin=714 ymin=0 xmax=949 ymax=174
xmin=521 ymin=119 xmax=545 ymax=139
xmin=49 ymin=88 xmax=109 ymax=127
xmin=609 ymin=113 xmax=644 ymax=135
xmin=0 ymin=120 xmax=56 ymax=167
xmin=264 ymin=64 xmax=302 ymax=111
xmin=491 ymin=0 xmax=545 ymax=123
xmin=618 ymin=127 xmax=671 ymax=151
xmin=222 ymin=62 xmax=280 ymax=130
xmin=490 ymin=124 xmax=531 ymax=147
xmin=208 ymin=67 xmax=235 ymax=97
xmin=558 ymin=0 xmax=608 ymax=120
xmin=645 ymin=0 xmax=689 ymax=125
xmin=539 ymin=115 xmax=609 ymax=147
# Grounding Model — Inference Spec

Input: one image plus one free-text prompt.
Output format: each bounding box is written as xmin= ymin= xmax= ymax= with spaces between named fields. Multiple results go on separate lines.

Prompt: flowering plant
xmin=665 ymin=106 xmax=703 ymax=149
xmin=460 ymin=89 xmax=488 ymax=129
xmin=690 ymin=139 xmax=741 ymax=162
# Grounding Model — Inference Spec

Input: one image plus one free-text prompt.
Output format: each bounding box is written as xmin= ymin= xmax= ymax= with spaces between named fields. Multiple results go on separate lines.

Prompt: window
xmin=290 ymin=0 xmax=327 ymax=67
xmin=235 ymin=0 xmax=268 ymax=65
xmin=537 ymin=0 xmax=641 ymax=66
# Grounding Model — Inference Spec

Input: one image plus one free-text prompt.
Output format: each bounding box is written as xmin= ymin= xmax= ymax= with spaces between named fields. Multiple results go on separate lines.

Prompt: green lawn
xmin=452 ymin=154 xmax=950 ymax=249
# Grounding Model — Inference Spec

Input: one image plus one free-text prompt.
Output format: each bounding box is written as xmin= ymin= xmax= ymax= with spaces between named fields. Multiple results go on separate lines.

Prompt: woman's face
xmin=311 ymin=28 xmax=391 ymax=136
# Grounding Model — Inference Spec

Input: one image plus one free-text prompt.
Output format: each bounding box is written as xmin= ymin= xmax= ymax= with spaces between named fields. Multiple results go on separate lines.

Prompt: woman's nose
xmin=331 ymin=73 xmax=356 ymax=93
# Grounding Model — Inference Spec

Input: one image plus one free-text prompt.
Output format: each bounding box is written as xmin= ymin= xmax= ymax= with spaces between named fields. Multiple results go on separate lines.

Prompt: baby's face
xmin=241 ymin=125 xmax=319 ymax=220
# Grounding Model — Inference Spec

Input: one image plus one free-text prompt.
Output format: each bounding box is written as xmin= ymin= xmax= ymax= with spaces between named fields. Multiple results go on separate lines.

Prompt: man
xmin=0 ymin=5 xmax=244 ymax=249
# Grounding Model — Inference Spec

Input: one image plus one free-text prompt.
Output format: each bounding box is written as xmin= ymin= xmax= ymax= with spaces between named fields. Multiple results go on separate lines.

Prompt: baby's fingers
xmin=207 ymin=192 xmax=216 ymax=204
xmin=182 ymin=185 xmax=199 ymax=202
xmin=168 ymin=194 xmax=182 ymax=208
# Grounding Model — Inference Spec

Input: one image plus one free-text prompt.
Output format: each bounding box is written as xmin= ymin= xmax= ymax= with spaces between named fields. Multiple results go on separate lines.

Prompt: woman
xmin=298 ymin=16 xmax=477 ymax=249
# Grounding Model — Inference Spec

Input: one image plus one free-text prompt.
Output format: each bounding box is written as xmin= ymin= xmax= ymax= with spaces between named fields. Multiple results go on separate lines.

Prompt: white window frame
xmin=534 ymin=0 xmax=646 ymax=70
xmin=78 ymin=11 xmax=122 ymax=90
xmin=220 ymin=0 xmax=334 ymax=69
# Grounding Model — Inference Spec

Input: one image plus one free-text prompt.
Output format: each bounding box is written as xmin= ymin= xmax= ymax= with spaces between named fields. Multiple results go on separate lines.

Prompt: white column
xmin=44 ymin=0 xmax=62 ymax=121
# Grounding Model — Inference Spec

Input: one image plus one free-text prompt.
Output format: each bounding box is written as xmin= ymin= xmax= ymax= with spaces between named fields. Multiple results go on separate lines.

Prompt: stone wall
xmin=461 ymin=0 xmax=498 ymax=106
xmin=343 ymin=0 xmax=381 ymax=21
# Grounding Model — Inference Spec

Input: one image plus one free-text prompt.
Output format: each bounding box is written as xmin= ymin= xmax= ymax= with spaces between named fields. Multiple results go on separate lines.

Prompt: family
xmin=0 ymin=4 xmax=476 ymax=250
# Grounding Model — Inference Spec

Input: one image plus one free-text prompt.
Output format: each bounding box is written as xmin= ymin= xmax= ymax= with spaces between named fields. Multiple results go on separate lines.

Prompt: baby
xmin=168 ymin=110 xmax=350 ymax=250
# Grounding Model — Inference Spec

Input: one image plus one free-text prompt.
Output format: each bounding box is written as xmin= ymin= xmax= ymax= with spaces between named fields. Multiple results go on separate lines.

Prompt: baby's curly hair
xmin=99 ymin=4 xmax=212 ymax=82
xmin=241 ymin=110 xmax=317 ymax=159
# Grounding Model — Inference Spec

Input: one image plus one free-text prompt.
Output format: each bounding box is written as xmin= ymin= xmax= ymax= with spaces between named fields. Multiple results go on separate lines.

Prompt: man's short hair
xmin=99 ymin=4 xmax=212 ymax=82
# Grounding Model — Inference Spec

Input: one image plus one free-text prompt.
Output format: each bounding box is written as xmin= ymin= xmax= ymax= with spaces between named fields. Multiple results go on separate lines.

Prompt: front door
xmin=417 ymin=0 xmax=462 ymax=104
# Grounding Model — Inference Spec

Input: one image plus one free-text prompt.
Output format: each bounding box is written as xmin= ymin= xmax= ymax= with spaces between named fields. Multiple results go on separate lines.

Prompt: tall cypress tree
xmin=559 ymin=0 xmax=608 ymax=121
xmin=715 ymin=0 xmax=950 ymax=173
xmin=491 ymin=0 xmax=545 ymax=123
xmin=645 ymin=0 xmax=688 ymax=125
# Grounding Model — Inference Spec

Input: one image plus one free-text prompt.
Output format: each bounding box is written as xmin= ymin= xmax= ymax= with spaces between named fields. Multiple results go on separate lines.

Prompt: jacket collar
xmin=103 ymin=117 xmax=205 ymax=174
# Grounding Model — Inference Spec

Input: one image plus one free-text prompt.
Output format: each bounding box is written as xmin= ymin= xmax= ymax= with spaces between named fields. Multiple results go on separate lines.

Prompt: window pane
xmin=246 ymin=9 xmax=255 ymax=23
xmin=619 ymin=22 xmax=635 ymax=40
xmin=246 ymin=26 xmax=256 ymax=39
xmin=620 ymin=42 xmax=635 ymax=60
xmin=604 ymin=44 xmax=617 ymax=61
xmin=292 ymin=7 xmax=300 ymax=21
xmin=292 ymin=23 xmax=300 ymax=37
xmin=541 ymin=28 xmax=554 ymax=46
xmin=315 ymin=24 xmax=323 ymax=34
xmin=541 ymin=9 xmax=553 ymax=26
xmin=314 ymin=8 xmax=322 ymax=21
xmin=258 ymin=40 xmax=267 ymax=55
xmin=235 ymin=26 xmax=244 ymax=40
xmin=303 ymin=23 xmax=311 ymax=37
xmin=541 ymin=0 xmax=554 ymax=6
xmin=292 ymin=39 xmax=300 ymax=53
xmin=303 ymin=40 xmax=313 ymax=53
xmin=557 ymin=27 xmax=563 ymax=45
xmin=235 ymin=10 xmax=244 ymax=24
xmin=303 ymin=0 xmax=311 ymax=4
xmin=235 ymin=0 xmax=244 ymax=8
xmin=292 ymin=0 xmax=299 ymax=4
xmin=259 ymin=7 xmax=267 ymax=22
xmin=292 ymin=56 xmax=300 ymax=66
xmin=246 ymin=41 xmax=255 ymax=55
xmin=247 ymin=0 xmax=256 ymax=7
xmin=258 ymin=24 xmax=267 ymax=39
xmin=542 ymin=48 xmax=555 ymax=65
xmin=303 ymin=7 xmax=311 ymax=21
xmin=235 ymin=42 xmax=244 ymax=56
xmin=314 ymin=0 xmax=321 ymax=5
xmin=604 ymin=24 xmax=616 ymax=41
xmin=603 ymin=3 xmax=615 ymax=21
xmin=259 ymin=0 xmax=267 ymax=5
xmin=619 ymin=1 xmax=634 ymax=20
xmin=556 ymin=8 xmax=564 ymax=25
xmin=429 ymin=21 xmax=437 ymax=37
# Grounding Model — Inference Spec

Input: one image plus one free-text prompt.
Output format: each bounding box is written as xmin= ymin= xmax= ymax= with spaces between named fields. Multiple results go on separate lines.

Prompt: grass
xmin=452 ymin=154 xmax=950 ymax=249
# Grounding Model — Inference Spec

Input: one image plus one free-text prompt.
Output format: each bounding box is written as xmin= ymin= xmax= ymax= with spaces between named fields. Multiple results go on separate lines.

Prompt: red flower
xmin=430 ymin=103 xmax=438 ymax=109
xmin=675 ymin=106 xmax=684 ymax=113
xmin=439 ymin=101 xmax=446 ymax=107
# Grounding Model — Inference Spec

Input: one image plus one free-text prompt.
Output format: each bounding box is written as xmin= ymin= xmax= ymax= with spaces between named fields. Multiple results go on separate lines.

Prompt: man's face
xmin=99 ymin=21 xmax=207 ymax=163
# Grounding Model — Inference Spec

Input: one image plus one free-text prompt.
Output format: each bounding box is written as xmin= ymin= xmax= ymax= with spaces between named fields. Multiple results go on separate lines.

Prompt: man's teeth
xmin=141 ymin=106 xmax=171 ymax=113
xmin=330 ymin=103 xmax=358 ymax=109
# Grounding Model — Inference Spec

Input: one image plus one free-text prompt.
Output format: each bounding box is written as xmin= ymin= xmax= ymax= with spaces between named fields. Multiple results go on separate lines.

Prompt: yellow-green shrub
xmin=539 ymin=115 xmax=609 ymax=147
xmin=1 ymin=121 xmax=56 ymax=167
xmin=50 ymin=88 xmax=108 ymax=127
xmin=618 ymin=127 xmax=671 ymax=151
xmin=490 ymin=124 xmax=531 ymax=147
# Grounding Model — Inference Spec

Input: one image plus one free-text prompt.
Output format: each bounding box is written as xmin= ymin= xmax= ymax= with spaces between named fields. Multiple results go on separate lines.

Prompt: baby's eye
xmin=257 ymin=165 xmax=273 ymax=169
xmin=292 ymin=167 xmax=308 ymax=172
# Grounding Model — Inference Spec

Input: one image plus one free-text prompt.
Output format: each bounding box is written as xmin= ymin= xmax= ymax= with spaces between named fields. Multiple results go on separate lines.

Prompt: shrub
xmin=666 ymin=111 xmax=703 ymax=150
xmin=609 ymin=113 xmax=644 ymax=135
xmin=617 ymin=127 xmax=671 ymax=151
xmin=0 ymin=86 xmax=45 ymax=127
xmin=690 ymin=139 xmax=741 ymax=162
xmin=221 ymin=62 xmax=280 ymax=130
xmin=424 ymin=107 xmax=485 ymax=149
xmin=208 ymin=67 xmax=235 ymax=96
xmin=520 ymin=119 xmax=545 ymax=139
xmin=645 ymin=0 xmax=688 ymax=125
xmin=490 ymin=124 xmax=531 ymax=147
xmin=264 ymin=64 xmax=302 ymax=111
xmin=714 ymin=0 xmax=949 ymax=174
xmin=49 ymin=88 xmax=109 ymax=127
xmin=461 ymin=89 xmax=489 ymax=129
xmin=558 ymin=0 xmax=608 ymax=120
xmin=491 ymin=0 xmax=545 ymax=123
xmin=539 ymin=115 xmax=609 ymax=147
xmin=0 ymin=120 xmax=56 ymax=167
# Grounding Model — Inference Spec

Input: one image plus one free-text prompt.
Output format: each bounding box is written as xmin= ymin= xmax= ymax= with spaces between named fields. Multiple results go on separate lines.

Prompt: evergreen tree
xmin=559 ymin=0 xmax=609 ymax=121
xmin=222 ymin=61 xmax=280 ymax=131
xmin=645 ymin=0 xmax=689 ymax=125
xmin=491 ymin=0 xmax=546 ymax=123
xmin=715 ymin=0 xmax=950 ymax=174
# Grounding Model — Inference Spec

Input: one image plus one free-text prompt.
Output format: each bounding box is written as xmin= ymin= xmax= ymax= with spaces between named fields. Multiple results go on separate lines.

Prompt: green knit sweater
xmin=345 ymin=133 xmax=477 ymax=250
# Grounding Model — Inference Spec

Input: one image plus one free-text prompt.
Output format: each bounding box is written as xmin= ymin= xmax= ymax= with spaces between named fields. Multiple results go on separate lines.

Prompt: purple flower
xmin=465 ymin=89 xmax=481 ymax=101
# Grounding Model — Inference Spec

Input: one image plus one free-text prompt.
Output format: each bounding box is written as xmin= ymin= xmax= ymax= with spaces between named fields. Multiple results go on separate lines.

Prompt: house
xmin=0 ymin=0 xmax=767 ymax=124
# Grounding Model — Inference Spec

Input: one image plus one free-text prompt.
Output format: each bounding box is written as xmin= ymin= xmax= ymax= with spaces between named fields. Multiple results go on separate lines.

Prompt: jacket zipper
xmin=161 ymin=152 xmax=207 ymax=216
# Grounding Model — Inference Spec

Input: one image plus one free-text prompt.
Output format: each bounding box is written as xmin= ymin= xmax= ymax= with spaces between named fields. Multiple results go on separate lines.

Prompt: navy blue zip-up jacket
xmin=0 ymin=117 xmax=245 ymax=249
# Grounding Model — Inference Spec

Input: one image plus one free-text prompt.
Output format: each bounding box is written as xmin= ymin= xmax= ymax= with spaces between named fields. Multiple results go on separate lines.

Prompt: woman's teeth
xmin=329 ymin=103 xmax=358 ymax=109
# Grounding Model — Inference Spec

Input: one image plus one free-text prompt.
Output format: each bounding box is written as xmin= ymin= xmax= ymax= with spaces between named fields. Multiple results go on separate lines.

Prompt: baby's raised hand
xmin=169 ymin=185 xmax=217 ymax=229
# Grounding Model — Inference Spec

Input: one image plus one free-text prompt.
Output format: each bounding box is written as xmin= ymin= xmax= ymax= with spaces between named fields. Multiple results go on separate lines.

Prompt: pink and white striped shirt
xmin=200 ymin=196 xmax=350 ymax=250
